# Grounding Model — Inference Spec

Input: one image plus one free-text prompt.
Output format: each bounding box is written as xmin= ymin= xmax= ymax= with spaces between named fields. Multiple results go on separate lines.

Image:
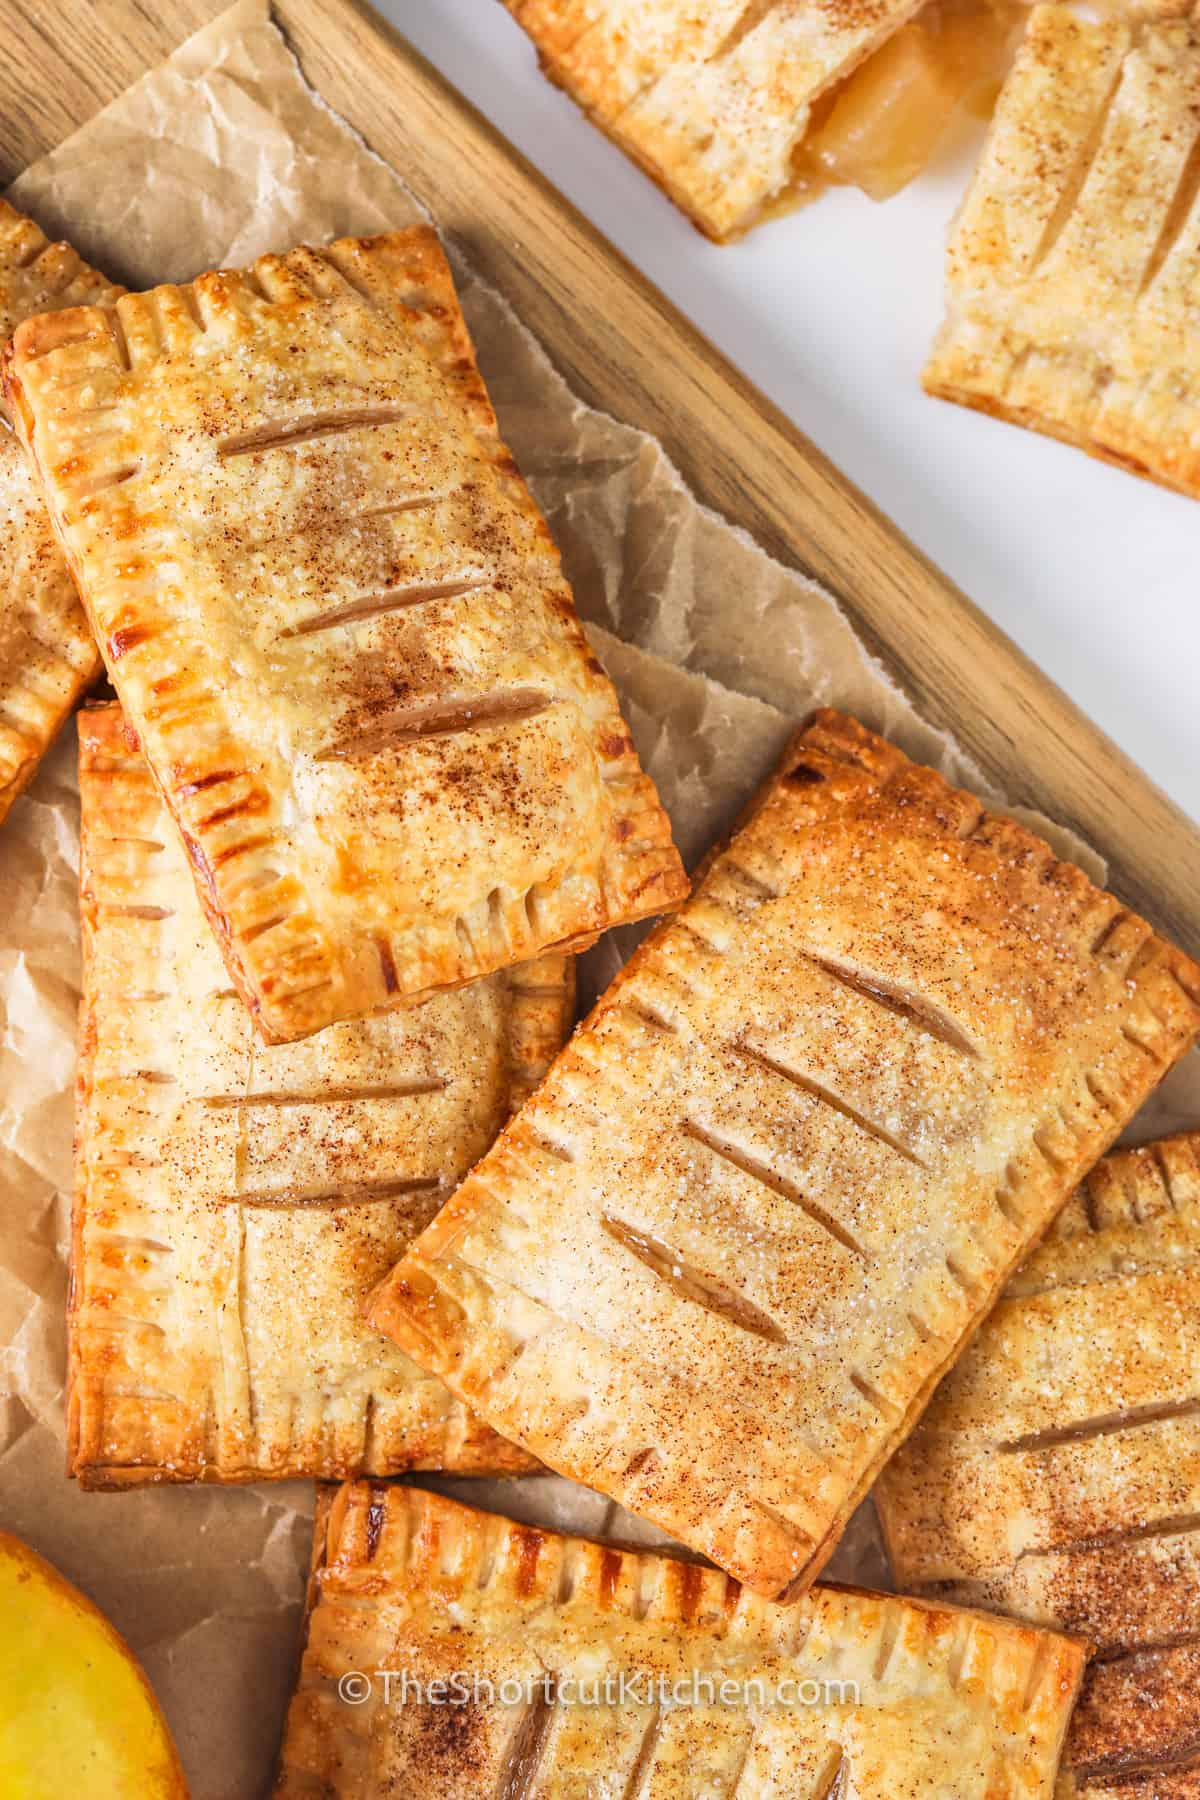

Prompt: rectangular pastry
xmin=369 ymin=710 xmax=1200 ymax=1599
xmin=504 ymin=0 xmax=927 ymax=240
xmin=274 ymin=1483 xmax=1086 ymax=1798
xmin=0 ymin=200 xmax=117 ymax=826
xmin=5 ymin=225 xmax=685 ymax=1043
xmin=876 ymin=1132 xmax=1200 ymax=1799
xmin=71 ymin=702 xmax=571 ymax=1486
xmin=924 ymin=5 xmax=1200 ymax=498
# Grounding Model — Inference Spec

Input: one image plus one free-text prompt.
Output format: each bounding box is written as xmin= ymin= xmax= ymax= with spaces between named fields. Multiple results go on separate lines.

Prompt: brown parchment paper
xmin=2 ymin=3 xmax=1197 ymax=1792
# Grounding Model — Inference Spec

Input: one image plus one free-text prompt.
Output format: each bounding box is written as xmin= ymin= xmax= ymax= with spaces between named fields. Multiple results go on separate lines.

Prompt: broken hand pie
xmin=4 ymin=226 xmax=685 ymax=1043
xmin=503 ymin=0 xmax=928 ymax=241
xmin=71 ymin=702 xmax=570 ymax=1486
xmin=925 ymin=3 xmax=1200 ymax=498
xmin=877 ymin=1131 xmax=1200 ymax=1800
xmin=0 ymin=200 xmax=118 ymax=828
xmin=274 ymin=1483 xmax=1086 ymax=1798
xmin=370 ymin=711 xmax=1200 ymax=1599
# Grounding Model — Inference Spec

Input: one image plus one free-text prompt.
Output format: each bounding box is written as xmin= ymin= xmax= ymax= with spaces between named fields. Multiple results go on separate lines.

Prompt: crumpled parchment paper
xmin=2 ymin=3 xmax=1196 ymax=1791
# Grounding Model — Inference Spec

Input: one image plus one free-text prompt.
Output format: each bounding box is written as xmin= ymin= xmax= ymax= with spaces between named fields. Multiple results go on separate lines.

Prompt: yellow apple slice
xmin=0 ymin=1531 xmax=187 ymax=1797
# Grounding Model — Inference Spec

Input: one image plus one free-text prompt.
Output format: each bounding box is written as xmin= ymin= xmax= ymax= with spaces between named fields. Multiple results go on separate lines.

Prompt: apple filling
xmin=788 ymin=0 xmax=1023 ymax=208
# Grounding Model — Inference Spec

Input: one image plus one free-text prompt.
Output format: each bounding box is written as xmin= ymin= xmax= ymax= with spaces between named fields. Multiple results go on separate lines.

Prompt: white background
xmin=378 ymin=1 xmax=1198 ymax=822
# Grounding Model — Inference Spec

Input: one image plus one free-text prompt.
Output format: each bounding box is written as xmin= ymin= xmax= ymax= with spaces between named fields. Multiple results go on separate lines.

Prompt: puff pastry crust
xmin=274 ymin=1482 xmax=1085 ymax=1797
xmin=925 ymin=5 xmax=1200 ymax=499
xmin=370 ymin=710 xmax=1200 ymax=1599
xmin=504 ymin=0 xmax=925 ymax=241
xmin=5 ymin=226 xmax=685 ymax=1042
xmin=0 ymin=200 xmax=118 ymax=826
xmin=876 ymin=1132 xmax=1200 ymax=1800
xmin=70 ymin=702 xmax=570 ymax=1487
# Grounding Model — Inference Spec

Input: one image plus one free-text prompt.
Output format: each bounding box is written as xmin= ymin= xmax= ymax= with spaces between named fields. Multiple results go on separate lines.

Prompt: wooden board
xmin=2 ymin=0 xmax=1198 ymax=953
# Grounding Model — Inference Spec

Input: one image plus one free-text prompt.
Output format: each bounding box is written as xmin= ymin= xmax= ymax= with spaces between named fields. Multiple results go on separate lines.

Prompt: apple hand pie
xmin=274 ymin=1483 xmax=1086 ymax=1798
xmin=925 ymin=4 xmax=1200 ymax=499
xmin=5 ymin=226 xmax=685 ymax=1044
xmin=0 ymin=200 xmax=118 ymax=828
xmin=503 ymin=0 xmax=932 ymax=240
xmin=370 ymin=710 xmax=1200 ymax=1600
xmin=71 ymin=701 xmax=571 ymax=1487
xmin=876 ymin=1132 xmax=1200 ymax=1800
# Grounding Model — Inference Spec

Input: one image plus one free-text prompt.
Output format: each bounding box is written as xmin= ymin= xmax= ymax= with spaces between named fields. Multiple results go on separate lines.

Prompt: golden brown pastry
xmin=876 ymin=1132 xmax=1200 ymax=1800
xmin=274 ymin=1483 xmax=1087 ymax=1797
xmin=369 ymin=711 xmax=1200 ymax=1599
xmin=5 ymin=226 xmax=685 ymax=1043
xmin=925 ymin=4 xmax=1200 ymax=498
xmin=503 ymin=0 xmax=929 ymax=240
xmin=70 ymin=701 xmax=570 ymax=1486
xmin=0 ymin=200 xmax=117 ymax=827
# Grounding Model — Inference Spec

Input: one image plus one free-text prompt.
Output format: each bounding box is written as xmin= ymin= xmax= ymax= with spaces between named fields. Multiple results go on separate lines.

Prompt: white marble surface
xmin=377 ymin=0 xmax=1198 ymax=823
